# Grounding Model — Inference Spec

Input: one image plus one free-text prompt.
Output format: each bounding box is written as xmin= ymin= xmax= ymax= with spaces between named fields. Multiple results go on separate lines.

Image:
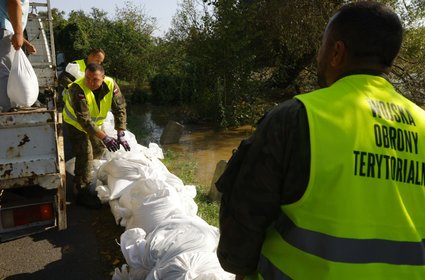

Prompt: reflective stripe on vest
xmin=258 ymin=218 xmax=425 ymax=280
xmin=257 ymin=255 xmax=291 ymax=280
xmin=273 ymin=212 xmax=425 ymax=265
xmin=63 ymin=104 xmax=107 ymax=123
xmin=255 ymin=75 xmax=425 ymax=279
xmin=63 ymin=76 xmax=114 ymax=133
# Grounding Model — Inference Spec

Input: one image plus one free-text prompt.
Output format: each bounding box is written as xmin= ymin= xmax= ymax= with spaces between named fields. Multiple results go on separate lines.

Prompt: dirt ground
xmin=92 ymin=204 xmax=127 ymax=278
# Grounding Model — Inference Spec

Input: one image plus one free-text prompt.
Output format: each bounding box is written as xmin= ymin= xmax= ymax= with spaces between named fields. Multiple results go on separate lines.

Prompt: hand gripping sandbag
xmin=7 ymin=49 xmax=39 ymax=107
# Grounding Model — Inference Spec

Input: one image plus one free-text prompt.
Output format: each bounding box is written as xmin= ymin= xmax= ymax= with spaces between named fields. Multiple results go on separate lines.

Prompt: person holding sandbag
xmin=0 ymin=0 xmax=36 ymax=112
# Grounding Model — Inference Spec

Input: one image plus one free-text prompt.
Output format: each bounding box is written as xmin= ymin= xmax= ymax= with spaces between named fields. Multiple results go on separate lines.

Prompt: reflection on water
xmin=129 ymin=104 xmax=253 ymax=186
xmin=167 ymin=125 xmax=253 ymax=186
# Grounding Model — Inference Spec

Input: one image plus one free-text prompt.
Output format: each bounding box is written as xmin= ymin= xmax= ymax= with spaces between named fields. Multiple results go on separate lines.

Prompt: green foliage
xmin=126 ymin=112 xmax=152 ymax=144
xmin=129 ymin=87 xmax=150 ymax=105
xmin=391 ymin=26 xmax=425 ymax=105
xmin=55 ymin=21 xmax=89 ymax=59
xmin=53 ymin=0 xmax=425 ymax=126
xmin=158 ymin=0 xmax=342 ymax=126
xmin=53 ymin=1 xmax=155 ymax=88
xmin=150 ymin=74 xmax=183 ymax=105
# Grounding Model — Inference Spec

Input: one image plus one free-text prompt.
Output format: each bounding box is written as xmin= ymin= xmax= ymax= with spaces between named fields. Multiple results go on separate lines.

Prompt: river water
xmin=128 ymin=104 xmax=253 ymax=186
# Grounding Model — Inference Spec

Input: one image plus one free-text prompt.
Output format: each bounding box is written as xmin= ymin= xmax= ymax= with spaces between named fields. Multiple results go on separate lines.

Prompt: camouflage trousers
xmin=65 ymin=123 xmax=106 ymax=186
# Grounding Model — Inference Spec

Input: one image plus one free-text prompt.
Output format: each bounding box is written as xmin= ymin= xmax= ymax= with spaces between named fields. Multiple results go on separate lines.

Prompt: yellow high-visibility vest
xmin=73 ymin=59 xmax=86 ymax=77
xmin=249 ymin=75 xmax=425 ymax=279
xmin=62 ymin=59 xmax=86 ymax=101
xmin=63 ymin=76 xmax=114 ymax=133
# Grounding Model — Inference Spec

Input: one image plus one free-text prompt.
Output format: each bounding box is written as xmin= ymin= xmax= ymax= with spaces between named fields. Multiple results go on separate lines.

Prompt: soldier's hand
xmin=117 ymin=131 xmax=130 ymax=151
xmin=102 ymin=135 xmax=120 ymax=152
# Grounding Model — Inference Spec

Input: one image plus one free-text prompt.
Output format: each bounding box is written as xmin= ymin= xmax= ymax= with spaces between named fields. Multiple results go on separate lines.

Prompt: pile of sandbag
xmin=85 ymin=112 xmax=233 ymax=279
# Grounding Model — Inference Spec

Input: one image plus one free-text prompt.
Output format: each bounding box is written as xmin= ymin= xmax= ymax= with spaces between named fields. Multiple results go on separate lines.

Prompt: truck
xmin=0 ymin=0 xmax=67 ymax=241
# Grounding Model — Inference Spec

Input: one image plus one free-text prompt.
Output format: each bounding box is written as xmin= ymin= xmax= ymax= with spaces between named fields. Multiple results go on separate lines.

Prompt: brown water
xmin=166 ymin=125 xmax=253 ymax=186
xmin=129 ymin=104 xmax=253 ymax=186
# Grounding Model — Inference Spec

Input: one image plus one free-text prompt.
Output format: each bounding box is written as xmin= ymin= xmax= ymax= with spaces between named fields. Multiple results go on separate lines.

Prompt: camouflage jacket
xmin=67 ymin=79 xmax=127 ymax=137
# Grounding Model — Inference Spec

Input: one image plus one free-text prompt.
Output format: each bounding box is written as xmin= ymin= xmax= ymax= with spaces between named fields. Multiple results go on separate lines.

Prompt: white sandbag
xmin=118 ymin=185 xmax=135 ymax=213
xmin=112 ymin=264 xmax=147 ymax=280
xmin=93 ymin=159 xmax=108 ymax=180
xmin=65 ymin=157 xmax=103 ymax=186
xmin=130 ymin=188 xmax=185 ymax=233
xmin=116 ymin=151 xmax=152 ymax=167
xmin=149 ymin=143 xmax=164 ymax=159
xmin=65 ymin=62 xmax=84 ymax=79
xmin=120 ymin=228 xmax=147 ymax=269
xmin=163 ymin=171 xmax=185 ymax=192
xmin=147 ymin=252 xmax=234 ymax=280
xmin=109 ymin=199 xmax=132 ymax=226
xmin=118 ymin=165 xmax=185 ymax=200
xmin=141 ymin=166 xmax=181 ymax=194
xmin=178 ymin=189 xmax=198 ymax=217
xmin=182 ymin=185 xmax=197 ymax=199
xmin=95 ymin=185 xmax=111 ymax=203
xmin=7 ymin=48 xmax=39 ymax=107
xmin=101 ymin=158 xmax=144 ymax=180
xmin=108 ymin=175 xmax=135 ymax=200
xmin=132 ymin=177 xmax=165 ymax=197
xmin=65 ymin=157 xmax=75 ymax=176
xmin=141 ymin=215 xmax=220 ymax=272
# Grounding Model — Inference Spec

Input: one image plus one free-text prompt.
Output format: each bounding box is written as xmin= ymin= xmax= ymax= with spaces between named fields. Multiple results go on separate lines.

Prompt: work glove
xmin=117 ymin=131 xmax=131 ymax=151
xmin=102 ymin=135 xmax=120 ymax=152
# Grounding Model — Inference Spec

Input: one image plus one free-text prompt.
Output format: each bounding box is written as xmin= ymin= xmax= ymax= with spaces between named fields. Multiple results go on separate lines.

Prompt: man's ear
xmin=330 ymin=40 xmax=347 ymax=67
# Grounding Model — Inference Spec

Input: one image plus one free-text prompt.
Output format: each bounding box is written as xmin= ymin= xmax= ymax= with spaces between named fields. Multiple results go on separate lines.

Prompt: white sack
xmin=141 ymin=215 xmax=220 ymax=272
xmin=101 ymin=158 xmax=144 ymax=180
xmin=120 ymin=228 xmax=147 ymax=269
xmin=65 ymin=62 xmax=84 ymax=79
xmin=130 ymin=188 xmax=185 ymax=233
xmin=95 ymin=185 xmax=111 ymax=203
xmin=65 ymin=157 xmax=75 ymax=176
xmin=147 ymin=252 xmax=234 ymax=280
xmin=148 ymin=143 xmax=164 ymax=159
xmin=109 ymin=199 xmax=132 ymax=226
xmin=107 ymin=175 xmax=135 ymax=200
xmin=112 ymin=264 xmax=147 ymax=280
xmin=7 ymin=49 xmax=39 ymax=107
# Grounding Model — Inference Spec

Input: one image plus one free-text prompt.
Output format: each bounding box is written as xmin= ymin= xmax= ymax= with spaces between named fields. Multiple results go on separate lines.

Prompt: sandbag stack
xmin=87 ymin=112 xmax=233 ymax=279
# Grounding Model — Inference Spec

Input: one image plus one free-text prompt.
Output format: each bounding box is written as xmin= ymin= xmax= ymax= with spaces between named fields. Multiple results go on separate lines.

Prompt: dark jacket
xmin=217 ymin=99 xmax=310 ymax=275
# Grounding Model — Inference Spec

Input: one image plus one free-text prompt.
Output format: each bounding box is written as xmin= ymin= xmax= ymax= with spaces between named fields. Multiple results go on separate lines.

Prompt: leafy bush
xmin=150 ymin=73 xmax=184 ymax=105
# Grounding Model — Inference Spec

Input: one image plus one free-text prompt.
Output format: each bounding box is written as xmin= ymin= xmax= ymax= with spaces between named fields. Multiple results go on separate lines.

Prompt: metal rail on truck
xmin=0 ymin=0 xmax=67 ymax=241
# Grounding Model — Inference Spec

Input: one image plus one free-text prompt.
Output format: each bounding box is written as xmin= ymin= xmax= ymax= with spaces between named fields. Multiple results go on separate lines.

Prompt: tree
xmin=53 ymin=1 xmax=155 ymax=88
xmin=104 ymin=1 xmax=156 ymax=85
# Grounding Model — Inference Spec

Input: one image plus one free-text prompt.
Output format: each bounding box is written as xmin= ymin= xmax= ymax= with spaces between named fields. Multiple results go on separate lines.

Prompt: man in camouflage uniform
xmin=58 ymin=48 xmax=105 ymax=89
xmin=63 ymin=63 xmax=130 ymax=209
xmin=58 ymin=48 xmax=106 ymax=108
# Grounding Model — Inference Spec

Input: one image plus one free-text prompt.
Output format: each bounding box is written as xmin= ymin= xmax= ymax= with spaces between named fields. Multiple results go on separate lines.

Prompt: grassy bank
xmin=162 ymin=149 xmax=220 ymax=227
